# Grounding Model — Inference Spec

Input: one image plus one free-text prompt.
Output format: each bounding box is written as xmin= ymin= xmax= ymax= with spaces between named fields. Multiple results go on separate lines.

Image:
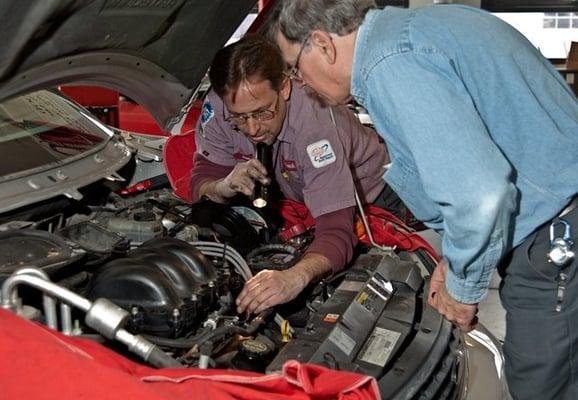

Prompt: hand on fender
xmin=236 ymin=269 xmax=308 ymax=315
xmin=216 ymin=159 xmax=269 ymax=199
xmin=428 ymin=259 xmax=478 ymax=332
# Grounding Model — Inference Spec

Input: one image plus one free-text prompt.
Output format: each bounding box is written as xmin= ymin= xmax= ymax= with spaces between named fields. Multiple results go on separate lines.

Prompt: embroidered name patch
xmin=307 ymin=139 xmax=335 ymax=168
xmin=282 ymin=157 xmax=297 ymax=171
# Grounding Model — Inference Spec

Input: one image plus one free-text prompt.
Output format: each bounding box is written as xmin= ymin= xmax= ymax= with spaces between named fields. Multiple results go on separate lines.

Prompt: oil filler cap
xmin=233 ymin=339 xmax=272 ymax=372
xmin=240 ymin=339 xmax=271 ymax=359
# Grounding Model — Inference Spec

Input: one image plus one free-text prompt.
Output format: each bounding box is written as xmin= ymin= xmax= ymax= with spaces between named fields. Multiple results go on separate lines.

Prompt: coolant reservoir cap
xmin=239 ymin=339 xmax=271 ymax=359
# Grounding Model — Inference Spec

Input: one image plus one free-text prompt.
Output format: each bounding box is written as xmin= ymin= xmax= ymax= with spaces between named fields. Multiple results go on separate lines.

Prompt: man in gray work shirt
xmin=191 ymin=35 xmax=400 ymax=315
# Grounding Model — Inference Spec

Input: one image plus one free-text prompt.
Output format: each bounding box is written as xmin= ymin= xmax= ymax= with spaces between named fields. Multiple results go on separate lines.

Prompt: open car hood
xmin=0 ymin=0 xmax=256 ymax=131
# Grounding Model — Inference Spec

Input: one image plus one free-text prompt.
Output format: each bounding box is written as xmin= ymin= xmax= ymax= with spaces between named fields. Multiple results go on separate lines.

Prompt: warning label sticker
xmin=358 ymin=327 xmax=401 ymax=367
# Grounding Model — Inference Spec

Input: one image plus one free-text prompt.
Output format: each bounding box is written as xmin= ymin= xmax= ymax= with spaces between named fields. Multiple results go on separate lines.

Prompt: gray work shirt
xmin=196 ymin=85 xmax=387 ymax=218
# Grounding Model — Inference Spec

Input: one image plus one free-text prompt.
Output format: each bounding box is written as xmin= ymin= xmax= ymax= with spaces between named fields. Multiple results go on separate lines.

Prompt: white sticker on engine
xmin=328 ymin=327 xmax=356 ymax=356
xmin=358 ymin=327 xmax=401 ymax=367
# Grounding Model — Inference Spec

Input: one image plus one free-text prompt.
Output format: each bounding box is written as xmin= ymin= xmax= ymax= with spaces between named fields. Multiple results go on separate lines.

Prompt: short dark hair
xmin=209 ymin=34 xmax=285 ymax=100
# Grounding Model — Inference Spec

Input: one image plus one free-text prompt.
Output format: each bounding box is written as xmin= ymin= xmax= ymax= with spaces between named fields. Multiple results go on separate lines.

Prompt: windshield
xmin=0 ymin=90 xmax=111 ymax=178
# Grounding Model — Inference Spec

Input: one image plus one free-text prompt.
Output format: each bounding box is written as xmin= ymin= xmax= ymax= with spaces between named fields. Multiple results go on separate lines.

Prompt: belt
xmin=559 ymin=196 xmax=578 ymax=219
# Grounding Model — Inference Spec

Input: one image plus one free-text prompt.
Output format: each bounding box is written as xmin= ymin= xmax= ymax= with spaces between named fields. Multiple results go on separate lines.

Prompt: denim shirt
xmin=351 ymin=5 xmax=578 ymax=303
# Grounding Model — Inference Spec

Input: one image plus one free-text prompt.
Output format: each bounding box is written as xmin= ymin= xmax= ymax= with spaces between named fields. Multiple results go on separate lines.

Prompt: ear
xmin=280 ymin=75 xmax=292 ymax=101
xmin=310 ymin=30 xmax=336 ymax=65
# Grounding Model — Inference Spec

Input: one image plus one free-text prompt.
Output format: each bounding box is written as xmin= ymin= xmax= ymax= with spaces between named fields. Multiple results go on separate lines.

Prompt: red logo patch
xmin=282 ymin=157 xmax=297 ymax=171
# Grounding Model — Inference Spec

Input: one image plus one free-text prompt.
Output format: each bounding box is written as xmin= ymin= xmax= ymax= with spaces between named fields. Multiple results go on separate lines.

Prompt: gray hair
xmin=278 ymin=0 xmax=376 ymax=43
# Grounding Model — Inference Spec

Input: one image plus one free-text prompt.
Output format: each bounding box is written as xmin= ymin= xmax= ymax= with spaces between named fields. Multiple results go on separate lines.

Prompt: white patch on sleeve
xmin=306 ymin=139 xmax=336 ymax=168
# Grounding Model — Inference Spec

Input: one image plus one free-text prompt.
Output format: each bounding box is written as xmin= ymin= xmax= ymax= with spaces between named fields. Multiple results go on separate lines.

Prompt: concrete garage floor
xmin=478 ymin=272 xmax=506 ymax=342
xmin=418 ymin=230 xmax=507 ymax=342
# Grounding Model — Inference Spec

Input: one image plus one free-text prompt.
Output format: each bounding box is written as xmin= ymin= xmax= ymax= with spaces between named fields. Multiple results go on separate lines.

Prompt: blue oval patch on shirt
xmin=200 ymin=101 xmax=214 ymax=128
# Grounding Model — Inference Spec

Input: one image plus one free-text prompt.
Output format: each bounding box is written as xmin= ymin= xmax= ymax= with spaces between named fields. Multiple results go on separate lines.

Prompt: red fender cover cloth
xmin=277 ymin=199 xmax=439 ymax=261
xmin=163 ymin=131 xmax=196 ymax=202
xmin=0 ymin=309 xmax=380 ymax=400
xmin=355 ymin=205 xmax=440 ymax=261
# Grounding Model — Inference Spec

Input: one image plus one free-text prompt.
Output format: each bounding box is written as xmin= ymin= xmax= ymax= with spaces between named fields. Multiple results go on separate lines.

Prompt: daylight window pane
xmin=558 ymin=18 xmax=571 ymax=28
xmin=572 ymin=18 xmax=578 ymax=28
xmin=545 ymin=12 xmax=557 ymax=17
xmin=558 ymin=13 xmax=571 ymax=17
xmin=495 ymin=12 xmax=577 ymax=58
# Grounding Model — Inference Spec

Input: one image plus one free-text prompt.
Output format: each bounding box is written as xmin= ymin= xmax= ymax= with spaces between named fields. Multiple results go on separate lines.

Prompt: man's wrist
xmin=214 ymin=178 xmax=235 ymax=199
xmin=199 ymin=179 xmax=233 ymax=203
xmin=291 ymin=253 xmax=332 ymax=286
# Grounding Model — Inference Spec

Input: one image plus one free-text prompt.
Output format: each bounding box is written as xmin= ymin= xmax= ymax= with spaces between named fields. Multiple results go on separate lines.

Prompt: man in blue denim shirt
xmin=274 ymin=1 xmax=578 ymax=398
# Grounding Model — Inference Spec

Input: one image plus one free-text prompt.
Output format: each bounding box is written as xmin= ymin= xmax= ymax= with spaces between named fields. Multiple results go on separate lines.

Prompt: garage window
xmin=495 ymin=12 xmax=578 ymax=58
xmin=543 ymin=12 xmax=578 ymax=29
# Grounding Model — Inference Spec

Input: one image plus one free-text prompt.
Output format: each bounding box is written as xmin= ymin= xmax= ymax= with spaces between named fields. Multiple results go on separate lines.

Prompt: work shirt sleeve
xmin=306 ymin=206 xmax=357 ymax=274
xmin=190 ymin=153 xmax=233 ymax=202
xmin=195 ymin=91 xmax=245 ymax=167
xmin=191 ymin=92 xmax=250 ymax=201
xmin=296 ymin=109 xmax=357 ymax=218
xmin=365 ymin=51 xmax=518 ymax=303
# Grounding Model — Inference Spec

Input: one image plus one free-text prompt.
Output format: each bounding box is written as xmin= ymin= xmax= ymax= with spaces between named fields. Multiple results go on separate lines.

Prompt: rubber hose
xmin=246 ymin=244 xmax=298 ymax=259
xmin=147 ymin=346 xmax=184 ymax=368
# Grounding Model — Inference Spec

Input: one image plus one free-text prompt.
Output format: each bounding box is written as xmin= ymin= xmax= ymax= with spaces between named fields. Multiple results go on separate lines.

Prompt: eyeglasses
xmin=287 ymin=35 xmax=310 ymax=82
xmin=225 ymin=93 xmax=280 ymax=127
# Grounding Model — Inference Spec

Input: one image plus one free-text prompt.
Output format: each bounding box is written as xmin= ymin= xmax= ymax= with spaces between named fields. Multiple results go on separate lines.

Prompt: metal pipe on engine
xmin=2 ymin=274 xmax=91 ymax=313
xmin=2 ymin=271 xmax=182 ymax=368
xmin=60 ymin=303 xmax=73 ymax=335
xmin=11 ymin=268 xmax=58 ymax=330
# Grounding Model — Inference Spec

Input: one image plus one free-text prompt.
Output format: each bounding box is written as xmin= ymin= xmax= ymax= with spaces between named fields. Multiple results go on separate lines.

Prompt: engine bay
xmin=0 ymin=189 xmax=461 ymax=399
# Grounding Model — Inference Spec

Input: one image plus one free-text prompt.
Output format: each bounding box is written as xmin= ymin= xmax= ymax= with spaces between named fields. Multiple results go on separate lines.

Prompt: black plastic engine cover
xmin=129 ymin=249 xmax=199 ymax=298
xmin=86 ymin=239 xmax=217 ymax=337
xmin=87 ymin=259 xmax=182 ymax=309
xmin=142 ymin=237 xmax=216 ymax=283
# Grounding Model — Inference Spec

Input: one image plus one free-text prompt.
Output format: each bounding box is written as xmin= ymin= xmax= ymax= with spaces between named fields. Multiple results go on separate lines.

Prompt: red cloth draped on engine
xmin=276 ymin=199 xmax=440 ymax=262
xmin=0 ymin=308 xmax=380 ymax=400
